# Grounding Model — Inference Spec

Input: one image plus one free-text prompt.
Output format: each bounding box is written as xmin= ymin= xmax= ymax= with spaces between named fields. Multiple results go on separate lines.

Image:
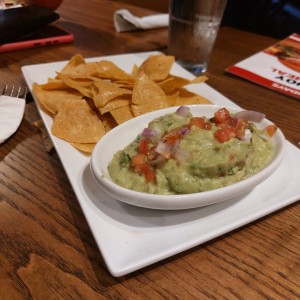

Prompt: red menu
xmin=226 ymin=33 xmax=300 ymax=100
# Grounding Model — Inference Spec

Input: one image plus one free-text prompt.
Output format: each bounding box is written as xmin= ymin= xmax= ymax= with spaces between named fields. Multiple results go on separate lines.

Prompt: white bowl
xmin=90 ymin=105 xmax=285 ymax=210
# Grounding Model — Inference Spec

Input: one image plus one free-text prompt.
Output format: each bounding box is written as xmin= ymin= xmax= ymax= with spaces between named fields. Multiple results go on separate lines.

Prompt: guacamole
xmin=108 ymin=107 xmax=274 ymax=194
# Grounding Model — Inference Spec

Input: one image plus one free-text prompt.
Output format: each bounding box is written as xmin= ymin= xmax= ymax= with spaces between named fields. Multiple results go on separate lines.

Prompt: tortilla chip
xmin=62 ymin=62 xmax=100 ymax=78
xmin=56 ymin=72 xmax=94 ymax=98
xmin=159 ymin=76 xmax=190 ymax=94
xmin=136 ymin=54 xmax=175 ymax=81
xmin=94 ymin=60 xmax=133 ymax=81
xmin=113 ymin=80 xmax=135 ymax=88
xmin=175 ymin=88 xmax=212 ymax=105
xmin=40 ymin=79 xmax=71 ymax=90
xmin=131 ymin=73 xmax=168 ymax=116
xmin=159 ymin=75 xmax=208 ymax=94
xmin=191 ymin=75 xmax=209 ymax=84
xmin=131 ymin=64 xmax=139 ymax=76
xmin=33 ymin=53 xmax=213 ymax=154
xmin=71 ymin=142 xmax=96 ymax=153
xmin=132 ymin=73 xmax=166 ymax=104
xmin=100 ymin=113 xmax=118 ymax=132
xmin=32 ymin=83 xmax=83 ymax=116
xmin=60 ymin=54 xmax=86 ymax=74
xmin=92 ymin=80 xmax=132 ymax=108
xmin=109 ymin=105 xmax=134 ymax=124
xmin=89 ymin=75 xmax=133 ymax=88
xmin=98 ymin=96 xmax=131 ymax=114
xmin=132 ymin=92 xmax=178 ymax=116
xmin=51 ymin=101 xmax=105 ymax=143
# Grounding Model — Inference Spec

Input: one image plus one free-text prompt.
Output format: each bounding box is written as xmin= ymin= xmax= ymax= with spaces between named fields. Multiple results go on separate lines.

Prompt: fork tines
xmin=1 ymin=85 xmax=27 ymax=99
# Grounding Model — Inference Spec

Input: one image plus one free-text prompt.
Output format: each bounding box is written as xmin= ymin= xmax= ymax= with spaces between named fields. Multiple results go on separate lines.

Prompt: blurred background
xmin=4 ymin=0 xmax=300 ymax=39
xmin=114 ymin=0 xmax=300 ymax=39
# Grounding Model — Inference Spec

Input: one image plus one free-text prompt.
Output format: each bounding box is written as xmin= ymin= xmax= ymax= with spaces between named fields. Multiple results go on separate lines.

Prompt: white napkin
xmin=114 ymin=9 xmax=169 ymax=32
xmin=0 ymin=95 xmax=25 ymax=144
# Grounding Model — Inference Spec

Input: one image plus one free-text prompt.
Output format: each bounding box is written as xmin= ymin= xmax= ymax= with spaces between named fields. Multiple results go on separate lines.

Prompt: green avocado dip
xmin=108 ymin=106 xmax=275 ymax=195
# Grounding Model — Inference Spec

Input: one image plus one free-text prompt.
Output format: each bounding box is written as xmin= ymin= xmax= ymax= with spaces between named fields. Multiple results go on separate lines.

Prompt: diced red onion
xmin=180 ymin=127 xmax=190 ymax=136
xmin=234 ymin=110 xmax=265 ymax=123
xmin=155 ymin=141 xmax=172 ymax=156
xmin=141 ymin=127 xmax=159 ymax=140
xmin=149 ymin=155 xmax=167 ymax=166
xmin=240 ymin=129 xmax=252 ymax=141
xmin=176 ymin=106 xmax=190 ymax=117
xmin=155 ymin=140 xmax=180 ymax=158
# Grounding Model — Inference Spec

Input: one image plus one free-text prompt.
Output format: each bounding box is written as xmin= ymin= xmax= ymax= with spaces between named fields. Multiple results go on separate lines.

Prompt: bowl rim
xmin=90 ymin=105 xmax=286 ymax=210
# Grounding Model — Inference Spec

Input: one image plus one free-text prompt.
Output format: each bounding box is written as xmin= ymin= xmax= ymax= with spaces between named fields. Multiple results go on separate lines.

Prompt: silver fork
xmin=1 ymin=85 xmax=27 ymax=99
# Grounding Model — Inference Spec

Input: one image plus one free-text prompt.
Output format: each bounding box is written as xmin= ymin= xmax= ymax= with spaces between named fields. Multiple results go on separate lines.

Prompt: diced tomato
xmin=264 ymin=124 xmax=277 ymax=137
xmin=163 ymin=128 xmax=181 ymax=143
xmin=147 ymin=146 xmax=158 ymax=161
xmin=214 ymin=128 xmax=236 ymax=143
xmin=216 ymin=121 xmax=230 ymax=129
xmin=139 ymin=139 xmax=149 ymax=154
xmin=133 ymin=163 xmax=144 ymax=173
xmin=133 ymin=162 xmax=156 ymax=182
xmin=131 ymin=154 xmax=156 ymax=182
xmin=189 ymin=117 xmax=204 ymax=128
xmin=213 ymin=108 xmax=231 ymax=124
xmin=203 ymin=123 xmax=211 ymax=130
xmin=189 ymin=117 xmax=211 ymax=130
xmin=141 ymin=164 xmax=156 ymax=182
xmin=234 ymin=119 xmax=247 ymax=139
xmin=164 ymin=136 xmax=178 ymax=143
xmin=131 ymin=154 xmax=147 ymax=166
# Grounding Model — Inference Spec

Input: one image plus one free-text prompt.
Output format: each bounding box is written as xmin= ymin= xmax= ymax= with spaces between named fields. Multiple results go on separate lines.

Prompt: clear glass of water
xmin=168 ymin=0 xmax=228 ymax=75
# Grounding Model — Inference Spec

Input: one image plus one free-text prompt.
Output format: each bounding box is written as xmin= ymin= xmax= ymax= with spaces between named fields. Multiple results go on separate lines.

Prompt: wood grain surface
xmin=0 ymin=0 xmax=299 ymax=299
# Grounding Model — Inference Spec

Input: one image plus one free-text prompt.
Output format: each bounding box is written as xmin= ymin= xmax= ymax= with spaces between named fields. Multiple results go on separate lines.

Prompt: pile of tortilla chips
xmin=33 ymin=53 xmax=212 ymax=154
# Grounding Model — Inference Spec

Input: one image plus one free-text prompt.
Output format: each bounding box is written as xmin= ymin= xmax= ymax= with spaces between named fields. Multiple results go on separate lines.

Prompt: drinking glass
xmin=168 ymin=0 xmax=228 ymax=74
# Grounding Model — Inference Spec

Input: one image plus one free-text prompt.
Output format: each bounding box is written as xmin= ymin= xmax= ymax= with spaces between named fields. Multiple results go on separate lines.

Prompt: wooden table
xmin=1 ymin=0 xmax=299 ymax=298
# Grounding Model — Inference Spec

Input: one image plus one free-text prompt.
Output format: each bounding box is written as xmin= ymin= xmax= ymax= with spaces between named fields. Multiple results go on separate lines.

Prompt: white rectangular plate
xmin=22 ymin=51 xmax=300 ymax=277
